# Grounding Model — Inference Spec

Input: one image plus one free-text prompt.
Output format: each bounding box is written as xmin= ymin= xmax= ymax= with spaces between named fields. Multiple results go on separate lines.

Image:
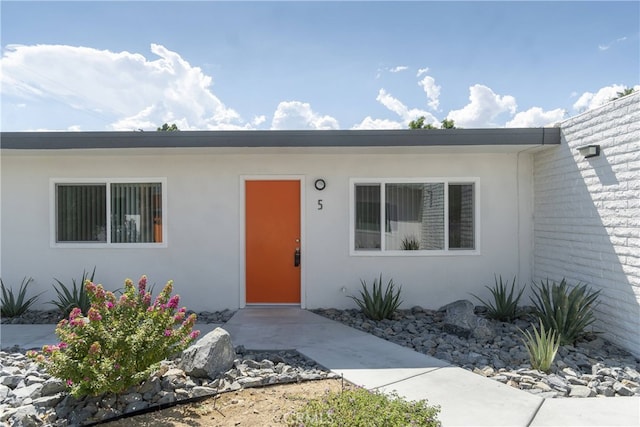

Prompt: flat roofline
xmin=0 ymin=128 xmax=560 ymax=150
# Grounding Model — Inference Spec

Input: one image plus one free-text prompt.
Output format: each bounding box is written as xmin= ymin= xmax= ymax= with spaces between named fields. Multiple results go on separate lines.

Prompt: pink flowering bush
xmin=28 ymin=276 xmax=200 ymax=397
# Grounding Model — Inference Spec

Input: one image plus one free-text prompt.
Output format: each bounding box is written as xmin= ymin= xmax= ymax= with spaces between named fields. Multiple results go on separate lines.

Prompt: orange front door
xmin=245 ymin=180 xmax=301 ymax=303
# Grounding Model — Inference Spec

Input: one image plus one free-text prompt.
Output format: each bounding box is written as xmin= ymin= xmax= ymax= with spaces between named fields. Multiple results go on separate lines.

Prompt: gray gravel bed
xmin=0 ymin=322 xmax=336 ymax=426
xmin=312 ymin=306 xmax=640 ymax=399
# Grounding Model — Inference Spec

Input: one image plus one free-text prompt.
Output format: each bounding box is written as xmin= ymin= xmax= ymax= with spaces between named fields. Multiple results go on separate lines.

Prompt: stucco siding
xmin=533 ymin=92 xmax=640 ymax=357
xmin=1 ymin=149 xmax=534 ymax=313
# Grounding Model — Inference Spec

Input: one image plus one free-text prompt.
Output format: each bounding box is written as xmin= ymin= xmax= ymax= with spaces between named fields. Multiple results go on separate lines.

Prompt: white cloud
xmin=417 ymin=67 xmax=429 ymax=77
xmin=418 ymin=75 xmax=441 ymax=111
xmin=447 ymin=84 xmax=517 ymax=128
xmin=505 ymin=107 xmax=566 ymax=128
xmin=376 ymin=89 xmax=437 ymax=125
xmin=351 ymin=117 xmax=404 ymax=130
xmin=390 ymin=65 xmax=408 ymax=73
xmin=1 ymin=43 xmax=245 ymax=130
xmin=252 ymin=115 xmax=267 ymax=126
xmin=598 ymin=36 xmax=628 ymax=51
xmin=271 ymin=101 xmax=339 ymax=130
xmin=572 ymin=84 xmax=640 ymax=112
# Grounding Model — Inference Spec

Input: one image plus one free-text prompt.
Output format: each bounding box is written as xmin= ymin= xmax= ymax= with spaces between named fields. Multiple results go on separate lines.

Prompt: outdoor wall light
xmin=577 ymin=144 xmax=600 ymax=159
xmin=314 ymin=179 xmax=326 ymax=191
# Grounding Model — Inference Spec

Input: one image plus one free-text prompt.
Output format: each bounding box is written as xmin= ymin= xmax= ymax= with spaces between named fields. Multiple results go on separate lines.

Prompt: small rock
xmin=534 ymin=381 xmax=552 ymax=392
xmin=137 ymin=376 xmax=161 ymax=395
xmin=121 ymin=392 xmax=143 ymax=404
xmin=567 ymin=377 xmax=588 ymax=386
xmin=613 ymin=382 xmax=634 ymax=396
xmin=1 ymin=375 xmax=23 ymax=388
xmin=191 ymin=386 xmax=216 ymax=397
xmin=179 ymin=328 xmax=236 ymax=379
xmin=156 ymin=391 xmax=177 ymax=405
xmin=125 ymin=400 xmax=148 ymax=413
xmin=238 ymin=377 xmax=264 ymax=387
xmin=579 ymin=337 xmax=605 ymax=351
xmin=569 ymin=385 xmax=596 ymax=398
xmin=597 ymin=386 xmax=615 ymax=397
xmin=9 ymin=383 xmax=42 ymax=405
xmin=40 ymin=378 xmax=66 ymax=396
xmin=623 ymin=367 xmax=640 ymax=382
xmin=8 ymin=404 xmax=40 ymax=427
xmin=31 ymin=394 xmax=63 ymax=408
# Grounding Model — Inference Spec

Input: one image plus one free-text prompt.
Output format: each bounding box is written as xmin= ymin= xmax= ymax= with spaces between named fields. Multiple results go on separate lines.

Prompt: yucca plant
xmin=470 ymin=275 xmax=524 ymax=322
xmin=1 ymin=277 xmax=43 ymax=317
xmin=348 ymin=274 xmax=402 ymax=321
xmin=530 ymin=278 xmax=600 ymax=346
xmin=519 ymin=319 xmax=560 ymax=373
xmin=50 ymin=267 xmax=96 ymax=317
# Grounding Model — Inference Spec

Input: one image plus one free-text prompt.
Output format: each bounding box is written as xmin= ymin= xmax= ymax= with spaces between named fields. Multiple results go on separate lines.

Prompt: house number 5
xmin=317 ymin=199 xmax=323 ymax=210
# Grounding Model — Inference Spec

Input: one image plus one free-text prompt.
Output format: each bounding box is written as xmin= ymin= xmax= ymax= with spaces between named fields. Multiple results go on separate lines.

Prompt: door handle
xmin=294 ymin=247 xmax=301 ymax=267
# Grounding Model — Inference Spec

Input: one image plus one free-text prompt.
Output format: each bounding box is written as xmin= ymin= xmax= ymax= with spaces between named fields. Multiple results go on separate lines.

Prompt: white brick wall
xmin=533 ymin=92 xmax=640 ymax=357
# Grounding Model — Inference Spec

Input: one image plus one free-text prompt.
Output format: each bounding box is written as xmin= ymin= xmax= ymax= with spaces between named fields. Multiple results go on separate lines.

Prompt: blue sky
xmin=1 ymin=1 xmax=638 ymax=131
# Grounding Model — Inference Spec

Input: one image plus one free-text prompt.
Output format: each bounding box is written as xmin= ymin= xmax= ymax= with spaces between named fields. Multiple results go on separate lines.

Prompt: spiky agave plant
xmin=530 ymin=278 xmax=600 ymax=346
xmin=50 ymin=267 xmax=96 ymax=317
xmin=1 ymin=277 xmax=43 ymax=317
xmin=470 ymin=275 xmax=524 ymax=322
xmin=519 ymin=319 xmax=560 ymax=373
xmin=348 ymin=274 xmax=402 ymax=321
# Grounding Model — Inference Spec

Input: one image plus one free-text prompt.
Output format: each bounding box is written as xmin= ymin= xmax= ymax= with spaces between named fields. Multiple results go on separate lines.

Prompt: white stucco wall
xmin=533 ymin=92 xmax=640 ymax=357
xmin=1 ymin=147 xmax=536 ymax=313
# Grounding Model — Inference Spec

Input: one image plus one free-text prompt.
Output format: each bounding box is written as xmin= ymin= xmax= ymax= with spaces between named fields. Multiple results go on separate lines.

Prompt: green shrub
xmin=349 ymin=274 xmax=402 ymax=321
xmin=29 ymin=275 xmax=199 ymax=397
xmin=519 ymin=319 xmax=560 ymax=373
xmin=287 ymin=387 xmax=440 ymax=427
xmin=530 ymin=278 xmax=600 ymax=346
xmin=50 ymin=267 xmax=96 ymax=317
xmin=470 ymin=275 xmax=524 ymax=322
xmin=0 ymin=277 xmax=43 ymax=317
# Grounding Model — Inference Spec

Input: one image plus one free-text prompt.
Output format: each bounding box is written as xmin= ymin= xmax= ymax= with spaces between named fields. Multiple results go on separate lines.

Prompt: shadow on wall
xmin=534 ymin=101 xmax=639 ymax=357
xmin=592 ymin=153 xmax=619 ymax=187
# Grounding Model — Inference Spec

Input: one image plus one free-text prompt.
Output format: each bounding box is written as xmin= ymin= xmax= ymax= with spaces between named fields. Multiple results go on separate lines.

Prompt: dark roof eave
xmin=0 ymin=128 xmax=561 ymax=150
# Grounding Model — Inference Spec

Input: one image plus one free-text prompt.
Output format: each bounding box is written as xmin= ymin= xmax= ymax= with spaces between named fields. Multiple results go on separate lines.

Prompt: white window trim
xmin=50 ymin=178 xmax=168 ymax=249
xmin=349 ymin=177 xmax=481 ymax=256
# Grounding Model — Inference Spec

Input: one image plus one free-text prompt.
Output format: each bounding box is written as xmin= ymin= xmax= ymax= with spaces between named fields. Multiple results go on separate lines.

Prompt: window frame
xmin=50 ymin=178 xmax=168 ymax=248
xmin=349 ymin=177 xmax=480 ymax=256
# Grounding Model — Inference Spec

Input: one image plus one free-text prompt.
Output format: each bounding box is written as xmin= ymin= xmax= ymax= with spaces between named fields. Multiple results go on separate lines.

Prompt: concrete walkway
xmin=2 ymin=307 xmax=639 ymax=426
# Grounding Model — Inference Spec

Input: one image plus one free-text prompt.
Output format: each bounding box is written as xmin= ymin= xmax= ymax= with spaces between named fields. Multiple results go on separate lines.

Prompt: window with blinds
xmin=54 ymin=180 xmax=164 ymax=245
xmin=56 ymin=184 xmax=107 ymax=242
xmin=353 ymin=179 xmax=476 ymax=253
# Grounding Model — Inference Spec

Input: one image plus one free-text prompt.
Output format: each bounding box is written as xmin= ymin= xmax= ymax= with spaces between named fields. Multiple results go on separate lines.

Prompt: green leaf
xmin=348 ymin=274 xmax=403 ymax=320
xmin=0 ymin=277 xmax=43 ymax=317
xmin=530 ymin=278 xmax=600 ymax=345
xmin=519 ymin=319 xmax=560 ymax=373
xmin=50 ymin=267 xmax=96 ymax=316
xmin=470 ymin=275 xmax=524 ymax=322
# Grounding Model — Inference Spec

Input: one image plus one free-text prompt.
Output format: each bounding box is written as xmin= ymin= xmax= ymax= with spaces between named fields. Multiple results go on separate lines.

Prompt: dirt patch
xmin=102 ymin=378 xmax=348 ymax=427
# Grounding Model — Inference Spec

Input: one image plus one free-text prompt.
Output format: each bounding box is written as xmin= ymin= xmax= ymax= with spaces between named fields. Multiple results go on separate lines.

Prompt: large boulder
xmin=179 ymin=328 xmax=236 ymax=379
xmin=439 ymin=299 xmax=495 ymax=342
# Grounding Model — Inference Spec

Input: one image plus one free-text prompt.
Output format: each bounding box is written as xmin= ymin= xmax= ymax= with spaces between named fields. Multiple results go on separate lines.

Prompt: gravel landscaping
xmin=2 ymin=305 xmax=639 ymax=426
xmin=0 ymin=310 xmax=338 ymax=426
xmin=312 ymin=305 xmax=640 ymax=399
xmin=0 ymin=344 xmax=337 ymax=426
